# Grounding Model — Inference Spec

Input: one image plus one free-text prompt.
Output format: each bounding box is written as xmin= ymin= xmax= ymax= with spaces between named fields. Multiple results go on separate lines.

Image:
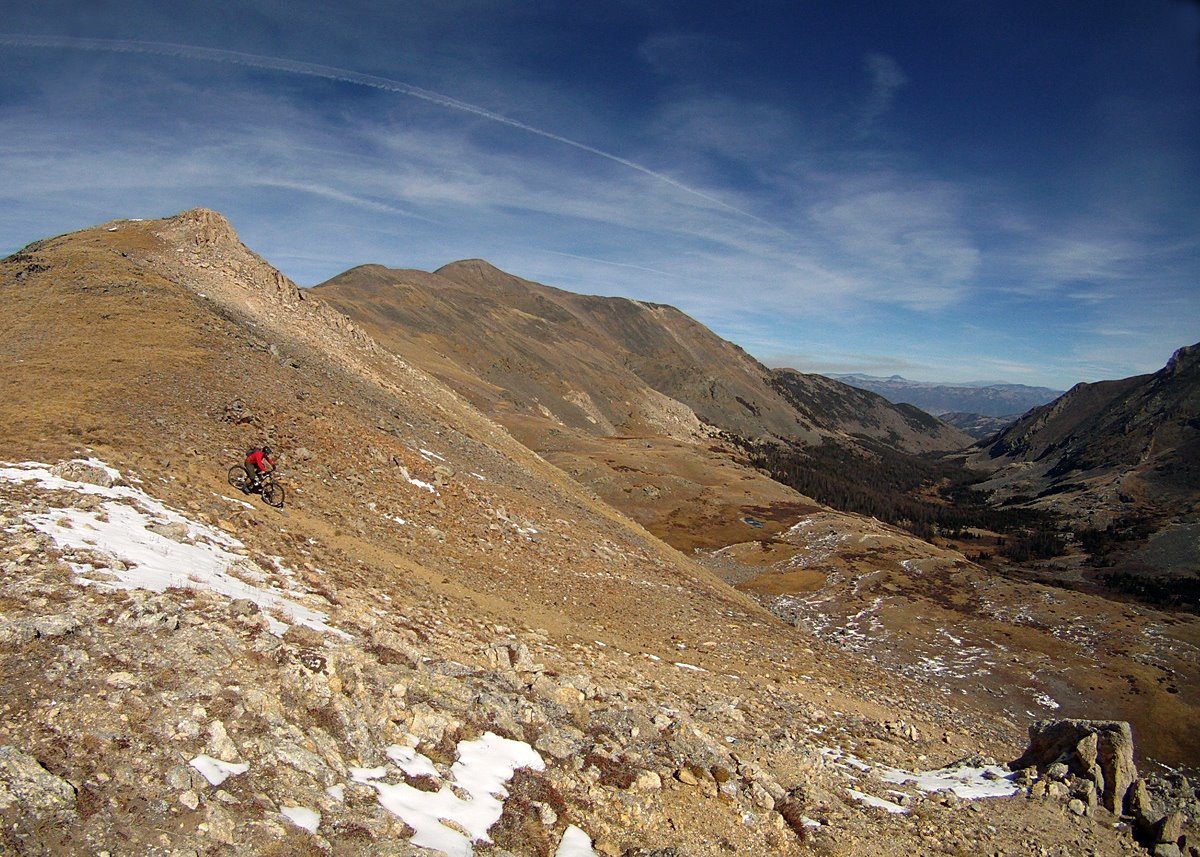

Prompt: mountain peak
xmin=161 ymin=207 xmax=242 ymax=248
xmin=434 ymin=258 xmax=510 ymax=278
xmin=1165 ymin=341 xmax=1200 ymax=376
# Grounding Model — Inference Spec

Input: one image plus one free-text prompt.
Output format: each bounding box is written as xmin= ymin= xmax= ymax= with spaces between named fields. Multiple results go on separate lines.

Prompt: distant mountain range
xmin=829 ymin=373 xmax=1063 ymax=418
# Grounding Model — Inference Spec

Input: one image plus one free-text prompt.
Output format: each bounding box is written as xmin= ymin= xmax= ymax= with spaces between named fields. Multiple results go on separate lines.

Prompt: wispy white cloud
xmin=652 ymin=96 xmax=794 ymax=161
xmin=539 ymin=249 xmax=681 ymax=280
xmin=805 ymin=175 xmax=980 ymax=309
xmin=0 ymin=34 xmax=772 ymax=225
xmin=859 ymin=53 xmax=908 ymax=132
xmin=0 ymin=20 xmax=1194 ymax=390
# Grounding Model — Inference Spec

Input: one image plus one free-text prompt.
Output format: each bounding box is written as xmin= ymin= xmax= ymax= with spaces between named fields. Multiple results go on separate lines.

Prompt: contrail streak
xmin=0 ymin=34 xmax=778 ymax=229
xmin=541 ymin=249 xmax=683 ymax=279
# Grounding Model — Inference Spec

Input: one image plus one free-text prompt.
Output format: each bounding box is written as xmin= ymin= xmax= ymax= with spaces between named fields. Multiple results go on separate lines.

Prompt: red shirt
xmin=245 ymin=449 xmax=274 ymax=472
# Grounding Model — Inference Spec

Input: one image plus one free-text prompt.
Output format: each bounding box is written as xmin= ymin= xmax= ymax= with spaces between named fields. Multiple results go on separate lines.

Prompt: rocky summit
xmin=0 ymin=209 xmax=1197 ymax=856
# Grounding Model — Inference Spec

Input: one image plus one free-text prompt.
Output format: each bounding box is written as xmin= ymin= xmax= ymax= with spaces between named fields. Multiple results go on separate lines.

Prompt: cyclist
xmin=244 ymin=445 xmax=275 ymax=491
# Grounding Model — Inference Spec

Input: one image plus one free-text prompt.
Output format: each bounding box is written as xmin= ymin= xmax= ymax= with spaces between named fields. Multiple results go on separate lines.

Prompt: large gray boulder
xmin=1011 ymin=719 xmax=1137 ymax=814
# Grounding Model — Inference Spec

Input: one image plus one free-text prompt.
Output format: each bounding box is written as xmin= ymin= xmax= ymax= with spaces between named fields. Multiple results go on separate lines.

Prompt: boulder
xmin=633 ymin=770 xmax=662 ymax=791
xmin=370 ymin=628 xmax=423 ymax=668
xmin=485 ymin=641 xmax=542 ymax=677
xmin=1046 ymin=761 xmax=1070 ymax=781
xmin=1136 ymin=810 xmax=1185 ymax=855
xmin=222 ymin=399 xmax=255 ymax=425
xmin=228 ymin=598 xmax=259 ymax=617
xmin=31 ymin=615 xmax=79 ymax=638
xmin=0 ymin=746 xmax=76 ymax=815
xmin=1127 ymin=778 xmax=1155 ymax=821
xmin=148 ymin=521 xmax=190 ymax=542
xmin=50 ymin=460 xmax=117 ymax=488
xmin=1011 ymin=719 xmax=1137 ymax=813
xmin=1149 ymin=811 xmax=1182 ymax=845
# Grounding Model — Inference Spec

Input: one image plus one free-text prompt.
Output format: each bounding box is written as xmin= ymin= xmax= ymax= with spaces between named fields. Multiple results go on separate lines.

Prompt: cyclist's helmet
xmin=262 ymin=445 xmax=272 ymax=456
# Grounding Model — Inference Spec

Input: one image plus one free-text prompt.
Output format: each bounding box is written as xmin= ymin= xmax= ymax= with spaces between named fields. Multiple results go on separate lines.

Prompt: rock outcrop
xmin=1012 ymin=719 xmax=1138 ymax=813
xmin=1013 ymin=719 xmax=1192 ymax=855
xmin=0 ymin=745 xmax=77 ymax=827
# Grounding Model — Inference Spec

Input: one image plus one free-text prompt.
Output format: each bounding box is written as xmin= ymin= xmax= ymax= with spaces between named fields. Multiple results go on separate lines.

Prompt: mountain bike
xmin=227 ymin=465 xmax=286 ymax=508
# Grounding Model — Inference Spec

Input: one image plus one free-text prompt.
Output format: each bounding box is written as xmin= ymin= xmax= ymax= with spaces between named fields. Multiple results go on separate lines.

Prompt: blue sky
xmin=1 ymin=1 xmax=1197 ymax=388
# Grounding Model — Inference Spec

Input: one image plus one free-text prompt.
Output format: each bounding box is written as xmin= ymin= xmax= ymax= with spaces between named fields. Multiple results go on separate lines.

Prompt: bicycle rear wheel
xmin=262 ymin=480 xmax=285 ymax=508
xmin=227 ymin=465 xmax=250 ymax=492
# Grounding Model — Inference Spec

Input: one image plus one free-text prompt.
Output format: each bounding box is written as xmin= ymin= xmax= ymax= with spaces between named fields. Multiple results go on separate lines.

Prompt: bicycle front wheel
xmin=262 ymin=480 xmax=285 ymax=508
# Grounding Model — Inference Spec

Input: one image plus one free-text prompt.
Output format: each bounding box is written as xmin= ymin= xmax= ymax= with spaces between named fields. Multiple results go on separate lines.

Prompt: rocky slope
xmin=967 ymin=344 xmax=1200 ymax=578
xmin=0 ymin=210 xmax=1194 ymax=855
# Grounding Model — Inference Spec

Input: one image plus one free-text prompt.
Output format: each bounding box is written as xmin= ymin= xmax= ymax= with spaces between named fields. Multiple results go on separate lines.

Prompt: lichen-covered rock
xmin=50 ymin=460 xmax=117 ymax=488
xmin=0 ymin=746 xmax=76 ymax=815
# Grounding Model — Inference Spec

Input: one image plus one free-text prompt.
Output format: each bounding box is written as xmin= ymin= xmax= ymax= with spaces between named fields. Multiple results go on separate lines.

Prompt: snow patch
xmin=880 ymin=763 xmax=1018 ymax=799
xmin=400 ymin=466 xmax=437 ymax=493
xmin=848 ymin=788 xmax=908 ymax=814
xmin=1033 ymin=691 xmax=1060 ymax=710
xmin=386 ymin=744 xmax=440 ymax=778
xmin=555 ymin=825 xmax=598 ymax=856
xmin=280 ymin=805 xmax=320 ymax=832
xmin=189 ymin=755 xmax=248 ymax=786
xmin=673 ymin=662 xmax=706 ymax=672
xmin=349 ymin=765 xmax=387 ymax=782
xmin=353 ymin=732 xmax=546 ymax=857
xmin=825 ymin=745 xmax=1019 ymax=810
xmin=3 ymin=460 xmax=346 ymax=638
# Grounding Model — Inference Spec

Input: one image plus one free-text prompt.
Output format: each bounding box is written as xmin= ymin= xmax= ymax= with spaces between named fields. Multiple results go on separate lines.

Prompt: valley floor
xmin=698 ymin=513 xmax=1200 ymax=775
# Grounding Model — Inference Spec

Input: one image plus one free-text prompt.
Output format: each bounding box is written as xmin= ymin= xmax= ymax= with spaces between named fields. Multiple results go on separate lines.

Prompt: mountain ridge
xmin=317 ymin=261 xmax=970 ymax=453
xmin=830 ymin=373 xmax=1064 ymax=418
xmin=967 ymin=342 xmax=1200 ymax=588
xmin=970 ymin=343 xmax=1199 ymax=509
xmin=313 ymin=259 xmax=971 ymax=550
